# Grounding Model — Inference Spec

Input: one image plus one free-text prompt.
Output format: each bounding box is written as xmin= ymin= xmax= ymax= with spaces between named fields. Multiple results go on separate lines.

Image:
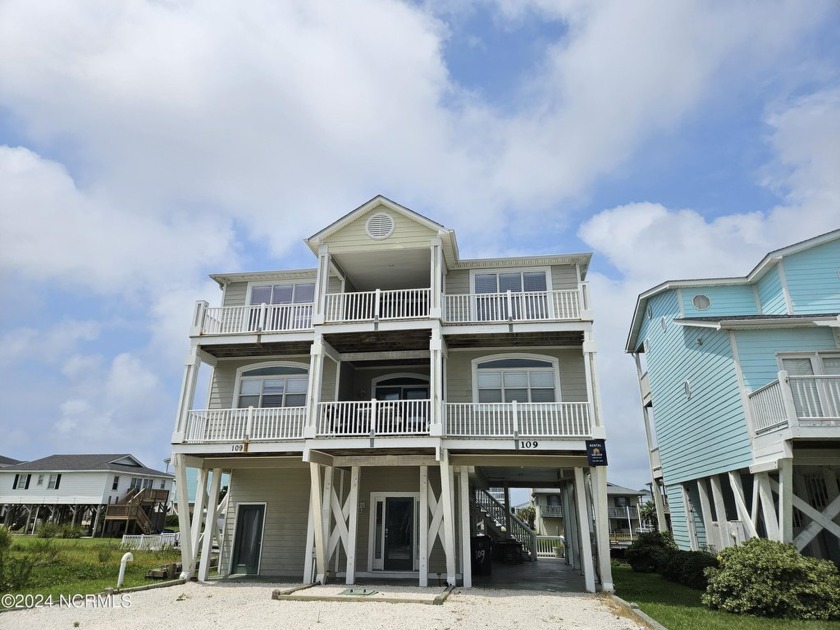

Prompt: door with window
xmin=781 ymin=355 xmax=840 ymax=418
xmin=474 ymin=271 xmax=548 ymax=321
xmin=370 ymin=494 xmax=418 ymax=571
xmin=231 ymin=504 xmax=265 ymax=575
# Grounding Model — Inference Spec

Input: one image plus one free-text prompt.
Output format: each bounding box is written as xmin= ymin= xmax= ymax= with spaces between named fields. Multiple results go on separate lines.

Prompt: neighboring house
xmin=0 ymin=454 xmax=174 ymax=536
xmin=0 ymin=456 xmax=21 ymax=468
xmin=626 ymin=229 xmax=840 ymax=562
xmin=171 ymin=196 xmax=614 ymax=592
xmin=606 ymin=483 xmax=644 ymax=547
xmin=532 ymin=488 xmax=564 ymax=536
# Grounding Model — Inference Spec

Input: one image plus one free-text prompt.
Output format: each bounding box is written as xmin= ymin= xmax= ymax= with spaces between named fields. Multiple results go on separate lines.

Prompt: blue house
xmin=626 ymin=229 xmax=840 ymax=563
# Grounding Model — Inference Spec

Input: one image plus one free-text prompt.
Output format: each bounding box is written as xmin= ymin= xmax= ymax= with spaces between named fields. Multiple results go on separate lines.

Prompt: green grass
xmin=612 ymin=562 xmax=840 ymax=630
xmin=1 ymin=536 xmax=181 ymax=608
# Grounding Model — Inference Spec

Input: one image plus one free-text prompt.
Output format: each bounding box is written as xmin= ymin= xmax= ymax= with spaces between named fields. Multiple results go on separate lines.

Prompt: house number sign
xmin=518 ymin=440 xmax=539 ymax=449
xmin=231 ymin=443 xmax=249 ymax=453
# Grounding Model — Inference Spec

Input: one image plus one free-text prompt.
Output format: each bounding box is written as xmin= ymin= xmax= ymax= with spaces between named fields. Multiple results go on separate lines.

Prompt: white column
xmin=429 ymin=326 xmax=444 ymax=436
xmin=582 ymin=331 xmax=603 ymax=430
xmin=680 ymin=484 xmax=698 ymax=550
xmin=459 ymin=467 xmax=472 ymax=588
xmin=173 ymin=347 xmax=203 ymax=439
xmin=590 ymin=467 xmax=613 ymax=592
xmin=190 ymin=468 xmax=209 ymax=564
xmin=304 ymin=334 xmax=326 ymax=438
xmin=321 ymin=466 xmax=334 ymax=574
xmin=198 ymin=468 xmax=222 ymax=582
xmin=429 ymin=237 xmax=443 ymax=319
xmin=309 ymin=463 xmax=326 ymax=583
xmin=439 ymin=449 xmax=457 ymax=586
xmin=563 ymin=481 xmax=578 ymax=569
xmin=303 ymin=491 xmax=315 ymax=583
xmin=574 ymin=468 xmax=596 ymax=593
xmin=756 ymin=472 xmax=780 ymax=540
xmin=419 ymin=466 xmax=429 ymax=586
xmin=174 ymin=454 xmax=195 ymax=578
xmin=345 ymin=466 xmax=360 ymax=585
xmin=778 ymin=458 xmax=794 ymax=543
xmin=312 ymin=244 xmax=331 ymax=325
xmin=503 ymin=483 xmax=512 ymax=535
xmin=696 ymin=478 xmax=718 ymax=551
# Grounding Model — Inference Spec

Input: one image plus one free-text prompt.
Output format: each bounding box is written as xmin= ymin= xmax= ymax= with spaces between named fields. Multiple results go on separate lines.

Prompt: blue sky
xmin=0 ymin=1 xmax=838 ymax=490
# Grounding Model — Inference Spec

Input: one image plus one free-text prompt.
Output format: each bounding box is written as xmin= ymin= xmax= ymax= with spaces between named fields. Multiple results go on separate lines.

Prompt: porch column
xmin=590 ymin=466 xmax=613 ymax=591
xmin=321 ymin=466 xmax=334 ymax=577
xmin=419 ymin=466 xmax=429 ymax=586
xmin=198 ymin=468 xmax=222 ymax=582
xmin=574 ymin=467 xmax=596 ymax=593
xmin=174 ymin=454 xmax=195 ymax=578
xmin=309 ymin=463 xmax=327 ymax=583
xmin=728 ymin=472 xmax=758 ymax=539
xmin=503 ymin=483 xmax=512 ymax=536
xmin=304 ymin=333 xmax=327 ymax=438
xmin=439 ymin=449 xmax=457 ymax=586
xmin=429 ymin=237 xmax=443 ymax=319
xmin=459 ymin=467 xmax=472 ymax=587
xmin=756 ymin=472 xmax=780 ymax=541
xmin=582 ymin=331 xmax=603 ymax=431
xmin=345 ymin=466 xmax=360 ymax=585
xmin=312 ymin=244 xmax=331 ymax=325
xmin=562 ymin=481 xmax=578 ymax=569
xmin=190 ymin=468 xmax=209 ymax=561
xmin=303 ymin=493 xmax=315 ymax=583
xmin=778 ymin=458 xmax=794 ymax=543
xmin=91 ymin=505 xmax=103 ymax=538
xmin=696 ymin=479 xmax=718 ymax=550
xmin=429 ymin=326 xmax=444 ymax=436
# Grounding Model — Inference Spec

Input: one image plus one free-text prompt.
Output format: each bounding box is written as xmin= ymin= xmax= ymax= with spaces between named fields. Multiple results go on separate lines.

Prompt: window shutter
xmin=25 ymin=474 xmax=31 ymax=489
xmin=13 ymin=474 xmax=19 ymax=489
xmin=55 ymin=474 xmax=62 ymax=490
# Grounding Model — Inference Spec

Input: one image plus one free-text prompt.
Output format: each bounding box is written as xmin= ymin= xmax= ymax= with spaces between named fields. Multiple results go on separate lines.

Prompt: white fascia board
xmin=672 ymin=320 xmax=722 ymax=330
xmin=453 ymin=253 xmax=592 ymax=270
xmin=209 ymin=268 xmax=317 ymax=286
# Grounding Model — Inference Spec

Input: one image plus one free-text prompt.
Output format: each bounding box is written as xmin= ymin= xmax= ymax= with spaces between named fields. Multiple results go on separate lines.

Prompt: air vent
xmin=692 ymin=294 xmax=711 ymax=311
xmin=366 ymin=213 xmax=395 ymax=239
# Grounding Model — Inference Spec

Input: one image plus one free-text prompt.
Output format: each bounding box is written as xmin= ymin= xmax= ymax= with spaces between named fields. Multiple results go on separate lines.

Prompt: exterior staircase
xmin=104 ymin=488 xmax=169 ymax=535
xmin=472 ymin=488 xmax=537 ymax=561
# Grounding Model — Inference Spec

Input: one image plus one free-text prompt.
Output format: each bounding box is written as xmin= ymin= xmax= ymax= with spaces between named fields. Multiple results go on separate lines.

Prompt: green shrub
xmin=59 ymin=524 xmax=84 ymax=539
xmin=702 ymin=538 xmax=840 ymax=620
xmin=625 ymin=531 xmax=678 ymax=573
xmin=661 ymin=549 xmax=718 ymax=590
xmin=0 ymin=525 xmax=11 ymax=554
xmin=36 ymin=522 xmax=61 ymax=538
xmin=97 ymin=542 xmax=118 ymax=563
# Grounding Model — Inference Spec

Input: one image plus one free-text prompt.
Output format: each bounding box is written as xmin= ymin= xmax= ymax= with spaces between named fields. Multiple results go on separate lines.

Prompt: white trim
xmin=728 ymin=331 xmax=756 ymax=447
xmin=229 ymin=502 xmax=267 ymax=576
xmin=675 ymin=288 xmax=685 ymax=318
xmin=776 ymin=351 xmax=840 ymax=375
xmin=468 ymin=265 xmax=553 ymax=294
xmin=752 ymin=285 xmax=762 ymax=315
xmin=777 ymin=260 xmax=793 ymax=315
xmin=367 ymin=492 xmax=421 ymax=572
xmin=470 ymin=353 xmax=562 ymax=403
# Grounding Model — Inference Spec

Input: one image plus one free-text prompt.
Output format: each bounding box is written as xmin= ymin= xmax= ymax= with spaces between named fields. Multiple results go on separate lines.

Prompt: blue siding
xmin=734 ymin=328 xmax=838 ymax=391
xmin=756 ymin=266 xmax=786 ymax=315
xmin=686 ymin=483 xmax=708 ymax=549
xmin=645 ymin=290 xmax=752 ymax=486
xmin=681 ymin=285 xmax=758 ymax=318
xmin=783 ymin=239 xmax=840 ymax=314
xmin=666 ymin=484 xmax=691 ymax=550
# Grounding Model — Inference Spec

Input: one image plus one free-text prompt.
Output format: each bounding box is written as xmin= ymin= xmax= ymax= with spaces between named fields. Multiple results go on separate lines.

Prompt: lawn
xmin=612 ymin=562 xmax=840 ymax=630
xmin=1 ymin=535 xmax=181 ymax=608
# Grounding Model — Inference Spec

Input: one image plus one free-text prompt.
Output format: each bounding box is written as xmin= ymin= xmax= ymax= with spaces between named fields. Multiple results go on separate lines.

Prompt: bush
xmin=98 ymin=542 xmax=118 ymax=563
xmin=702 ymin=538 xmax=840 ymax=620
xmin=59 ymin=524 xmax=84 ymax=539
xmin=661 ymin=549 xmax=718 ymax=590
xmin=0 ymin=526 xmax=11 ymax=555
xmin=36 ymin=522 xmax=61 ymax=538
xmin=625 ymin=531 xmax=678 ymax=573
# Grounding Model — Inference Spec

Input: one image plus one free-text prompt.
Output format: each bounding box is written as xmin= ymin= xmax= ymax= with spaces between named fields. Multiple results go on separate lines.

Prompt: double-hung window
xmin=476 ymin=358 xmax=557 ymax=403
xmin=12 ymin=474 xmax=31 ymax=490
xmin=474 ymin=271 xmax=548 ymax=321
xmin=249 ymin=282 xmax=315 ymax=331
xmin=48 ymin=474 xmax=62 ymax=490
xmin=238 ymin=366 xmax=308 ymax=408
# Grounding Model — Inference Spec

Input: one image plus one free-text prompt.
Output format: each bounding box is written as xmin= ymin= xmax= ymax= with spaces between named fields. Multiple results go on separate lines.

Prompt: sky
xmin=1 ymin=0 xmax=839 ymax=491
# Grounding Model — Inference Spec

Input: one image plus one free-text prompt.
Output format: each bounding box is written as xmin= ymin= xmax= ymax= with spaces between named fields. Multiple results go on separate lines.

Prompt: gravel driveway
xmin=0 ymin=581 xmax=646 ymax=629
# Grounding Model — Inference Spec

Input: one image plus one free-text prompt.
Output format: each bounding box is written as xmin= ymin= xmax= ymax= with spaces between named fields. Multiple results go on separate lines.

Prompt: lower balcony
xmin=444 ymin=401 xmax=591 ymax=438
xmin=183 ymin=408 xmax=306 ymax=443
xmin=748 ymin=372 xmax=840 ymax=435
xmin=315 ymin=399 xmax=431 ymax=436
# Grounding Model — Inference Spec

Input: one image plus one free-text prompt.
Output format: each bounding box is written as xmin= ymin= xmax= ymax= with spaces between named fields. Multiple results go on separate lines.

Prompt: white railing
xmin=608 ymin=506 xmax=639 ymax=520
xmin=444 ymin=402 xmax=591 ymax=438
xmin=120 ymin=533 xmax=179 ymax=550
xmin=540 ymin=505 xmax=563 ymax=518
xmin=443 ymin=289 xmax=581 ymax=323
xmin=184 ymin=407 xmax=306 ymax=443
xmin=316 ymin=400 xmax=431 ymax=436
xmin=474 ymin=489 xmax=537 ymax=559
xmin=536 ymin=535 xmax=565 ymax=558
xmin=324 ymin=288 xmax=431 ymax=323
xmin=200 ymin=303 xmax=314 ymax=335
xmin=748 ymin=372 xmax=840 ymax=435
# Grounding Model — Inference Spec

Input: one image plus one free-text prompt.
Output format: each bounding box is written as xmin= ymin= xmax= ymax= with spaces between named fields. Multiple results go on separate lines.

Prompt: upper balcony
xmin=748 ymin=371 xmax=840 ymax=453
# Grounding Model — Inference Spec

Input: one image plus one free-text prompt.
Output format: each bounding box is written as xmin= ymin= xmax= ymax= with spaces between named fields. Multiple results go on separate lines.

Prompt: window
xmin=614 ymin=496 xmax=630 ymax=508
xmin=130 ymin=478 xmax=142 ymax=491
xmin=237 ymin=365 xmax=308 ymax=408
xmin=474 ymin=270 xmax=549 ymax=321
xmin=112 ymin=476 xmax=120 ymax=490
xmin=692 ymin=294 xmax=711 ymax=310
xmin=250 ymin=282 xmax=315 ymax=307
xmin=37 ymin=474 xmax=44 ymax=486
xmin=47 ymin=474 xmax=61 ymax=490
xmin=160 ymin=480 xmax=166 ymax=490
xmin=13 ymin=474 xmax=31 ymax=490
xmin=249 ymin=282 xmax=315 ymax=330
xmin=143 ymin=479 xmax=153 ymax=489
xmin=373 ymin=376 xmax=429 ymax=401
xmin=476 ymin=357 xmax=557 ymax=403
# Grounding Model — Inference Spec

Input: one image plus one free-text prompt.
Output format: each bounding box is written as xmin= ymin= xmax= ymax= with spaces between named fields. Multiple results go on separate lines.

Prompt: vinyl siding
xmin=209 ymin=358 xmax=311 ymax=408
xmin=0 ymin=471 xmax=113 ymax=505
xmin=666 ymin=484 xmax=691 ymax=549
xmin=445 ymin=349 xmax=587 ymax=403
xmin=734 ymin=327 xmax=838 ymax=391
xmin=681 ymin=285 xmax=758 ymax=318
xmin=642 ymin=290 xmax=752 ymax=486
xmin=325 ymin=208 xmax=437 ymax=254
xmin=223 ymin=282 xmax=248 ymax=307
xmin=550 ymin=265 xmax=579 ymax=290
xmin=756 ymin=266 xmax=786 ymax=315
xmin=445 ymin=269 xmax=470 ymax=295
xmin=222 ymin=466 xmax=310 ymax=577
xmin=782 ymin=239 xmax=840 ymax=314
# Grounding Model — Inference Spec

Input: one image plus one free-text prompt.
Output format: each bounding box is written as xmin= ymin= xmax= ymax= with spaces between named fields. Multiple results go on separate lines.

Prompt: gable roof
xmin=0 ymin=455 xmax=21 ymax=467
xmin=606 ymin=482 xmax=644 ymax=496
xmin=2 ymin=454 xmax=173 ymax=478
xmin=625 ymin=227 xmax=840 ymax=352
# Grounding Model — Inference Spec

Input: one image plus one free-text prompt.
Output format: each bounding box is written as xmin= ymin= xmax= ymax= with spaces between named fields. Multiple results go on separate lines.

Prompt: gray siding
xmin=444 ymin=264 xmax=579 ymax=295
xmin=209 ymin=358 xmax=310 ymax=408
xmin=223 ymin=282 xmax=248 ymax=307
xmin=223 ymin=466 xmax=310 ymax=577
xmin=445 ymin=269 xmax=470 ymax=295
xmin=445 ymin=349 xmax=587 ymax=403
xmin=326 ymin=209 xmax=436 ymax=254
xmin=550 ymin=265 xmax=578 ymax=290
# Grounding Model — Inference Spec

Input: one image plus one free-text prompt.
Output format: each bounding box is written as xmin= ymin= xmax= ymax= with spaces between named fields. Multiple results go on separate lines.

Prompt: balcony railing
xmin=540 ymin=505 xmax=563 ymax=518
xmin=198 ymin=302 xmax=314 ymax=335
xmin=184 ymin=407 xmax=306 ymax=443
xmin=324 ymin=288 xmax=431 ymax=323
xmin=316 ymin=399 xmax=431 ymax=437
xmin=444 ymin=401 xmax=591 ymax=438
xmin=748 ymin=371 xmax=840 ymax=435
xmin=443 ymin=289 xmax=582 ymax=324
xmin=608 ymin=506 xmax=639 ymax=519
xmin=650 ymin=447 xmax=662 ymax=476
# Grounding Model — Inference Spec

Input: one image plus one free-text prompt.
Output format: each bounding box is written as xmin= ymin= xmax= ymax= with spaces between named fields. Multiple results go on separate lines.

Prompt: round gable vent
xmin=366 ymin=213 xmax=395 ymax=239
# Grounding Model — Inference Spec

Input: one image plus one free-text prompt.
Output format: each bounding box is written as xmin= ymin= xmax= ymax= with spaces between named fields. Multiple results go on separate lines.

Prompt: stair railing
xmin=474 ymin=489 xmax=538 ymax=560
